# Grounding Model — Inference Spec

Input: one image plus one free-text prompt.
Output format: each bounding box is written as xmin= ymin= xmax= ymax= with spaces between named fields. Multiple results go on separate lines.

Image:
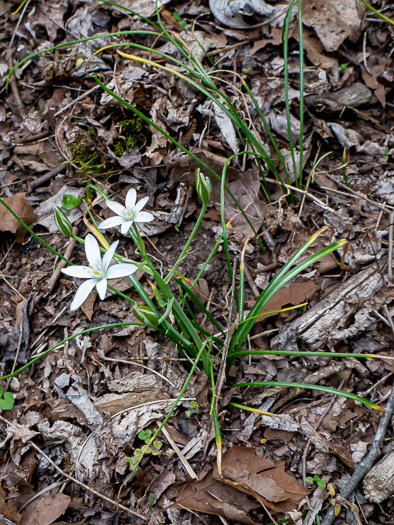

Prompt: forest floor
xmin=0 ymin=1 xmax=394 ymax=524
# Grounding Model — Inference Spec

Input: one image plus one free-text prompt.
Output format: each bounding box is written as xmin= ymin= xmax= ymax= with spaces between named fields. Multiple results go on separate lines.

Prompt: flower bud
xmin=133 ymin=305 xmax=159 ymax=328
xmin=195 ymin=169 xmax=212 ymax=205
xmin=54 ymin=207 xmax=73 ymax=237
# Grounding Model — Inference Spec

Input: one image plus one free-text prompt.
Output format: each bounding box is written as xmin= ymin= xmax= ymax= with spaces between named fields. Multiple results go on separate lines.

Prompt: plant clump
xmin=112 ymin=116 xmax=150 ymax=156
xmin=67 ymin=134 xmax=109 ymax=176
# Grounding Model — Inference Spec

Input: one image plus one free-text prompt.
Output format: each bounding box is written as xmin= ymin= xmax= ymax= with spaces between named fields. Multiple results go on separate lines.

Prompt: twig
xmin=46 ymin=228 xmax=78 ymax=294
xmin=53 ymin=85 xmax=101 ymax=117
xmin=0 ymin=415 xmax=147 ymax=521
xmin=321 ymin=388 xmax=394 ymax=523
xmin=161 ymin=425 xmax=197 ymax=479
xmin=6 ymin=49 xmax=26 ymax=119
xmin=30 ymin=164 xmax=67 ymax=191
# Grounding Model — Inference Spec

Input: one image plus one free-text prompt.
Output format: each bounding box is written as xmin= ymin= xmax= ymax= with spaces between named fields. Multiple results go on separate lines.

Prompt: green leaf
xmin=0 ymin=389 xmax=14 ymax=410
xmin=153 ymin=440 xmax=162 ymax=450
xmin=138 ymin=429 xmax=152 ymax=444
xmin=317 ymin=479 xmax=327 ymax=488
xmin=305 ymin=477 xmax=314 ymax=483
xmin=61 ymin=194 xmax=83 ymax=210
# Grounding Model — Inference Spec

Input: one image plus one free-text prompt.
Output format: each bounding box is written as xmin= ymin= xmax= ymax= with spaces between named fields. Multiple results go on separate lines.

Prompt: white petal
xmin=135 ymin=211 xmax=154 ymax=223
xmin=107 ymin=263 xmax=137 ymax=279
xmin=102 ymin=240 xmax=119 ymax=273
xmin=106 ymin=200 xmax=126 ymax=216
xmin=70 ymin=279 xmax=97 ymax=311
xmin=96 ymin=278 xmax=107 ymax=300
xmin=125 ymin=188 xmax=137 ymax=210
xmin=134 ymin=196 xmax=149 ymax=214
xmin=121 ymin=221 xmax=132 ymax=235
xmin=85 ymin=234 xmax=101 ymax=268
xmin=99 ymin=216 xmax=124 ymax=230
xmin=61 ymin=265 xmax=94 ymax=279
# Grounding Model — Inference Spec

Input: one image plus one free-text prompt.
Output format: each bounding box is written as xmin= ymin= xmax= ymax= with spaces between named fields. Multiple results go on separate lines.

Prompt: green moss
xmin=113 ymin=116 xmax=149 ymax=156
xmin=67 ymin=136 xmax=108 ymax=176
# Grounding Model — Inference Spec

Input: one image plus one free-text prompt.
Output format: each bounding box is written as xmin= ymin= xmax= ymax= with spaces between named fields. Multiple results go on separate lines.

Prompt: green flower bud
xmin=54 ymin=207 xmax=73 ymax=237
xmin=195 ymin=168 xmax=212 ymax=205
xmin=133 ymin=305 xmax=159 ymax=328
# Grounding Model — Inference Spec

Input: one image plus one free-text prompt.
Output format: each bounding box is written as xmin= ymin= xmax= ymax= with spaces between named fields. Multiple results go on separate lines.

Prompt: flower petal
xmin=107 ymin=263 xmax=137 ymax=279
xmin=135 ymin=211 xmax=154 ymax=223
xmin=134 ymin=196 xmax=149 ymax=214
xmin=106 ymin=200 xmax=126 ymax=217
xmin=96 ymin=278 xmax=107 ymax=300
xmin=99 ymin=216 xmax=124 ymax=230
xmin=70 ymin=279 xmax=97 ymax=310
xmin=125 ymin=188 xmax=137 ymax=210
xmin=102 ymin=240 xmax=119 ymax=273
xmin=85 ymin=234 xmax=101 ymax=268
xmin=61 ymin=265 xmax=94 ymax=279
xmin=121 ymin=221 xmax=132 ymax=235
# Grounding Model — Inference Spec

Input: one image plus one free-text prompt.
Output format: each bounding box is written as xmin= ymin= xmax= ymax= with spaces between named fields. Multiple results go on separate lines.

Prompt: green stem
xmin=165 ymin=202 xmax=207 ymax=283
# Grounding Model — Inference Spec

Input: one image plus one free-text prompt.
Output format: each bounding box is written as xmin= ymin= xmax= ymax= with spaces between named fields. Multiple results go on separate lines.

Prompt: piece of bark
xmin=272 ymin=259 xmax=387 ymax=350
xmin=363 ymin=450 xmax=394 ymax=503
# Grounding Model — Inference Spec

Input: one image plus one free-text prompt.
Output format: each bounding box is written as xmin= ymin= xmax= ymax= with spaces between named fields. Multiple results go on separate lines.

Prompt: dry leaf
xmin=303 ymin=0 xmax=367 ymax=52
xmin=172 ymin=446 xmax=308 ymax=521
xmin=0 ymin=193 xmax=37 ymax=242
xmin=22 ymin=492 xmax=71 ymax=525
xmin=247 ymin=280 xmax=317 ymax=318
xmin=0 ymin=485 xmax=22 ymax=525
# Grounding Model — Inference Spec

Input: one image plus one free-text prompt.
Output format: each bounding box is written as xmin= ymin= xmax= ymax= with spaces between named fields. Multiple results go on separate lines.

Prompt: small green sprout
xmin=126 ymin=430 xmax=163 ymax=471
xmin=305 ymin=474 xmax=327 ymax=488
xmin=173 ymin=12 xmax=187 ymax=29
xmin=185 ymin=400 xmax=199 ymax=418
xmin=195 ymin=168 xmax=212 ymax=205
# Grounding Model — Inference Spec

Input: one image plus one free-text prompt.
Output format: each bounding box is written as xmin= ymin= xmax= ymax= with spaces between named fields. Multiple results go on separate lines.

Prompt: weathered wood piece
xmin=363 ymin=450 xmax=394 ymax=503
xmin=305 ymin=82 xmax=372 ymax=113
xmin=272 ymin=259 xmax=386 ymax=350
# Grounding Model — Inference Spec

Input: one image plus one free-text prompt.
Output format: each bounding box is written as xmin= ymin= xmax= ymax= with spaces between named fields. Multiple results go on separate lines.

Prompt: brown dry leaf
xmin=247 ymin=280 xmax=317 ymax=318
xmin=0 ymin=485 xmax=22 ymax=525
xmin=212 ymin=168 xmax=266 ymax=241
xmin=22 ymin=492 xmax=71 ymax=525
xmin=303 ymin=0 xmax=367 ymax=52
xmin=172 ymin=446 xmax=308 ymax=521
xmin=216 ymin=447 xmax=309 ymax=513
xmin=0 ymin=193 xmax=37 ymax=242
xmin=170 ymin=468 xmax=261 ymax=524
xmin=294 ymin=26 xmax=337 ymax=68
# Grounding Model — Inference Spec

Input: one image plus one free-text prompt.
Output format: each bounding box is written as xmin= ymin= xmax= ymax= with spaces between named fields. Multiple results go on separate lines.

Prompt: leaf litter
xmin=1 ymin=0 xmax=394 ymax=523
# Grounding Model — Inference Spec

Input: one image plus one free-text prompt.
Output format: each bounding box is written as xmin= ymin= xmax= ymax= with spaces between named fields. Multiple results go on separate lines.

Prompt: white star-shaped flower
xmin=61 ymin=234 xmax=137 ymax=310
xmin=99 ymin=189 xmax=154 ymax=235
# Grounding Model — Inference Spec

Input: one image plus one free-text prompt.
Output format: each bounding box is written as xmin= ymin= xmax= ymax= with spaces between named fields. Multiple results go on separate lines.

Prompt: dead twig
xmin=161 ymin=424 xmax=197 ymax=479
xmin=6 ymin=49 xmax=26 ymax=119
xmin=30 ymin=164 xmax=67 ymax=191
xmin=0 ymin=415 xmax=147 ymax=521
xmin=322 ymin=375 xmax=394 ymax=523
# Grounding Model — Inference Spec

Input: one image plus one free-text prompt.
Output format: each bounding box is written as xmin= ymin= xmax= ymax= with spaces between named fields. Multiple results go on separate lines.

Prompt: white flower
xmin=61 ymin=234 xmax=137 ymax=310
xmin=99 ymin=189 xmax=154 ymax=235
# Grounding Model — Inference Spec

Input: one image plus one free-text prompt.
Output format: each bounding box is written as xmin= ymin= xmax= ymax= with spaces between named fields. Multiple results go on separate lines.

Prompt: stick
xmin=6 ymin=49 xmax=26 ymax=119
xmin=321 ymin=387 xmax=394 ymax=525
xmin=30 ymin=164 xmax=67 ymax=191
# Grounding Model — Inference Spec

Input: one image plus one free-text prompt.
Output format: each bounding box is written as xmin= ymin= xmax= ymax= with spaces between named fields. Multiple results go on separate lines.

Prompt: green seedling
xmin=67 ymin=136 xmax=108 ymax=176
xmin=61 ymin=194 xmax=84 ymax=210
xmin=172 ymin=12 xmax=187 ymax=29
xmin=0 ymin=387 xmax=14 ymax=410
xmin=305 ymin=474 xmax=327 ymax=488
xmin=127 ymin=430 xmax=163 ymax=471
xmin=185 ymin=400 xmax=199 ymax=418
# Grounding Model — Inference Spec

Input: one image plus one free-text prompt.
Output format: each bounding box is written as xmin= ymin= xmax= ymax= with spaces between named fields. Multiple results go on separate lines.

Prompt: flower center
xmin=124 ymin=209 xmax=135 ymax=219
xmin=93 ymin=268 xmax=104 ymax=279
